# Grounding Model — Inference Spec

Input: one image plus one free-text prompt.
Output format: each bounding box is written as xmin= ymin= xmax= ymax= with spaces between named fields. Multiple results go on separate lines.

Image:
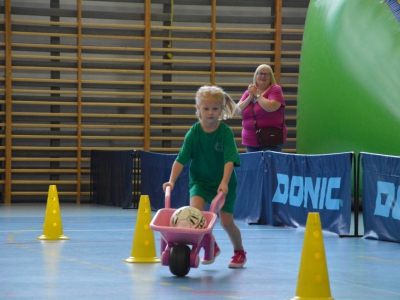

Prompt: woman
xmin=237 ymin=64 xmax=287 ymax=152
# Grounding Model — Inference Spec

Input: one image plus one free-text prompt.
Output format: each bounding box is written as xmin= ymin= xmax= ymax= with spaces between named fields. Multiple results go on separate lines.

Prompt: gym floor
xmin=1 ymin=203 xmax=399 ymax=300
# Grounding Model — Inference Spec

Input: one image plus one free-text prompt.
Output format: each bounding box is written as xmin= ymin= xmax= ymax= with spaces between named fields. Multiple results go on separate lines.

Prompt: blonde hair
xmin=195 ymin=85 xmax=237 ymax=120
xmin=253 ymin=64 xmax=277 ymax=86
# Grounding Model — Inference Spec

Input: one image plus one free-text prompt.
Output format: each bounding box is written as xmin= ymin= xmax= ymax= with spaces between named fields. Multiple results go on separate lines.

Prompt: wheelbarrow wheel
xmin=169 ymin=244 xmax=191 ymax=277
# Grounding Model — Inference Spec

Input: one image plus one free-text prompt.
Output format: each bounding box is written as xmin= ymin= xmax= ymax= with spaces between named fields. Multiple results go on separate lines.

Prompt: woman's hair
xmin=195 ymin=85 xmax=237 ymax=120
xmin=253 ymin=64 xmax=277 ymax=86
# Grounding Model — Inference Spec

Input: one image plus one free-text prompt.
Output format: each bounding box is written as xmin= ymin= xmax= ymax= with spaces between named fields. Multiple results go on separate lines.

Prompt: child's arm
xmin=218 ymin=161 xmax=234 ymax=195
xmin=162 ymin=161 xmax=184 ymax=192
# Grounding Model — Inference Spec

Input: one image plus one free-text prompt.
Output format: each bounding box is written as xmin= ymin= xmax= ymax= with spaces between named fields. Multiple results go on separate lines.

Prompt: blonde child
xmin=162 ymin=85 xmax=246 ymax=268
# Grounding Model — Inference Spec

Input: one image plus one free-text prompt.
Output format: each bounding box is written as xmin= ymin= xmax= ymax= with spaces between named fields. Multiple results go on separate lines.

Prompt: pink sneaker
xmin=201 ymin=242 xmax=220 ymax=265
xmin=228 ymin=249 xmax=247 ymax=268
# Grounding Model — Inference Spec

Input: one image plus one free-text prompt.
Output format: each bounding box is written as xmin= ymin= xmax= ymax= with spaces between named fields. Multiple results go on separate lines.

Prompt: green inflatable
xmin=297 ymin=0 xmax=400 ymax=156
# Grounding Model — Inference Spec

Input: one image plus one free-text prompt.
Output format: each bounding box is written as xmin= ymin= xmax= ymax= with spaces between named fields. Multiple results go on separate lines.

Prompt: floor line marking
xmin=358 ymin=255 xmax=400 ymax=265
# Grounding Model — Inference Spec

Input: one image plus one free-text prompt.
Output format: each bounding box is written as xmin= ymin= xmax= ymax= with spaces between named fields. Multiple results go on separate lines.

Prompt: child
xmin=162 ymin=85 xmax=246 ymax=268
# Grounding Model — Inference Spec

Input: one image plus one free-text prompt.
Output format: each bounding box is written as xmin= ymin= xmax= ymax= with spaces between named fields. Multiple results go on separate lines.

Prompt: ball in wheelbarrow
xmin=170 ymin=206 xmax=207 ymax=229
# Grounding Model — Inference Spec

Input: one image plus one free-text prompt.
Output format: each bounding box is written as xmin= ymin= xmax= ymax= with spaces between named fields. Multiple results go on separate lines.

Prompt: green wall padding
xmin=297 ymin=0 xmax=400 ymax=156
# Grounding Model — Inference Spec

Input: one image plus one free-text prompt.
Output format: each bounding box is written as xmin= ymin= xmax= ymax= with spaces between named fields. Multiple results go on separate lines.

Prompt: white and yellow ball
xmin=170 ymin=206 xmax=207 ymax=229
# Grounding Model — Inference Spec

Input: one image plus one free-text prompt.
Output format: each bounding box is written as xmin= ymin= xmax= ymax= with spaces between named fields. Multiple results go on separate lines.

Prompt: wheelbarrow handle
xmin=165 ymin=185 xmax=171 ymax=208
xmin=209 ymin=191 xmax=225 ymax=214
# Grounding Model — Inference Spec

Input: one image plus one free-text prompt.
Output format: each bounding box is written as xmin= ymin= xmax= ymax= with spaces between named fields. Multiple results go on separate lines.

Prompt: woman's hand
xmin=248 ymin=84 xmax=258 ymax=97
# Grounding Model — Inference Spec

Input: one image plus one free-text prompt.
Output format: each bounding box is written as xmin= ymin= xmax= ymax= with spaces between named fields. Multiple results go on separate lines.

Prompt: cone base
xmin=37 ymin=235 xmax=70 ymax=240
xmin=290 ymin=297 xmax=334 ymax=300
xmin=123 ymin=256 xmax=161 ymax=263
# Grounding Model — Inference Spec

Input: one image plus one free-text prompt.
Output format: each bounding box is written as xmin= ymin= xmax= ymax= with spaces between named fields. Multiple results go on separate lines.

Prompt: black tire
xmin=169 ymin=244 xmax=191 ymax=277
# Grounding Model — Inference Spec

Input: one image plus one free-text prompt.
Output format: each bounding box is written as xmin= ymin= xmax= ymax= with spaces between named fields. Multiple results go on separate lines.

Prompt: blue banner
xmin=141 ymin=150 xmax=263 ymax=222
xmin=234 ymin=152 xmax=264 ymax=223
xmin=140 ymin=150 xmax=353 ymax=235
xmin=362 ymin=152 xmax=400 ymax=242
xmin=264 ymin=152 xmax=352 ymax=234
xmin=140 ymin=151 xmax=190 ymax=210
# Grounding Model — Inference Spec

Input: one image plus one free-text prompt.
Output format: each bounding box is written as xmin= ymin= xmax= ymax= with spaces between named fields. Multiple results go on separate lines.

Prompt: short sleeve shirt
xmin=176 ymin=122 xmax=241 ymax=190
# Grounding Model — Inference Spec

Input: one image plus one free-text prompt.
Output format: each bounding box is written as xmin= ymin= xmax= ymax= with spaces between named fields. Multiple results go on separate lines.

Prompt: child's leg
xmin=220 ymin=210 xmax=247 ymax=268
xmin=219 ymin=210 xmax=243 ymax=251
xmin=190 ymin=195 xmax=206 ymax=211
xmin=192 ymin=195 xmax=220 ymax=265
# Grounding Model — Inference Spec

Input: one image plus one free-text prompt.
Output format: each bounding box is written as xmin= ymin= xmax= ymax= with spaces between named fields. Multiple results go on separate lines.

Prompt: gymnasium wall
xmin=1 ymin=0 xmax=309 ymax=203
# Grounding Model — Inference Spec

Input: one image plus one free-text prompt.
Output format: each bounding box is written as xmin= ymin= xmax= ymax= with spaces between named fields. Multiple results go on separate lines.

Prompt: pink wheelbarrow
xmin=150 ymin=186 xmax=225 ymax=277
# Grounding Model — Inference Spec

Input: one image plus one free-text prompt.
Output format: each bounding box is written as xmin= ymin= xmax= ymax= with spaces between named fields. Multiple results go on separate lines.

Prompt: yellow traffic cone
xmin=290 ymin=212 xmax=334 ymax=300
xmin=124 ymin=195 xmax=160 ymax=263
xmin=37 ymin=185 xmax=69 ymax=240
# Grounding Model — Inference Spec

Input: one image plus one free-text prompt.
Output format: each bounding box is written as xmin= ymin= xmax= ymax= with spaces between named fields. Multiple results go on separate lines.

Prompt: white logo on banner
xmin=271 ymin=174 xmax=343 ymax=210
xmin=374 ymin=181 xmax=400 ymax=220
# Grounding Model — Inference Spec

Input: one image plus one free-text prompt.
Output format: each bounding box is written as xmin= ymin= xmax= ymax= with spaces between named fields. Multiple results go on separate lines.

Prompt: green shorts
xmin=189 ymin=182 xmax=236 ymax=213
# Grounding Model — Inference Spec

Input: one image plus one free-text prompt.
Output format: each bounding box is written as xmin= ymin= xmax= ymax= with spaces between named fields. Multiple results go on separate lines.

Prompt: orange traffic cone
xmin=37 ymin=185 xmax=69 ymax=240
xmin=123 ymin=195 xmax=160 ymax=263
xmin=290 ymin=212 xmax=334 ymax=300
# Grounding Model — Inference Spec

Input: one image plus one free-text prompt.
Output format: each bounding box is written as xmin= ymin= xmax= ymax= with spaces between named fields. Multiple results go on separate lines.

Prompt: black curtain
xmin=90 ymin=150 xmax=134 ymax=208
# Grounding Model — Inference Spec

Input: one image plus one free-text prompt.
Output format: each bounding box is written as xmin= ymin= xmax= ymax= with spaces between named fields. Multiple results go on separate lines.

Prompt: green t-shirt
xmin=176 ymin=121 xmax=241 ymax=193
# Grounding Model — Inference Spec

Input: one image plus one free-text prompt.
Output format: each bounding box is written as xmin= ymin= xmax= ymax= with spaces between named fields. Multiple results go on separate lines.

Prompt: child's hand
xmin=218 ymin=183 xmax=229 ymax=195
xmin=163 ymin=182 xmax=174 ymax=192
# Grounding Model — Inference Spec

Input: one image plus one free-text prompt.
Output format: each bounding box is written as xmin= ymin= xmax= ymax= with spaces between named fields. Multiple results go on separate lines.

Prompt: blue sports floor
xmin=1 ymin=203 xmax=400 ymax=300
